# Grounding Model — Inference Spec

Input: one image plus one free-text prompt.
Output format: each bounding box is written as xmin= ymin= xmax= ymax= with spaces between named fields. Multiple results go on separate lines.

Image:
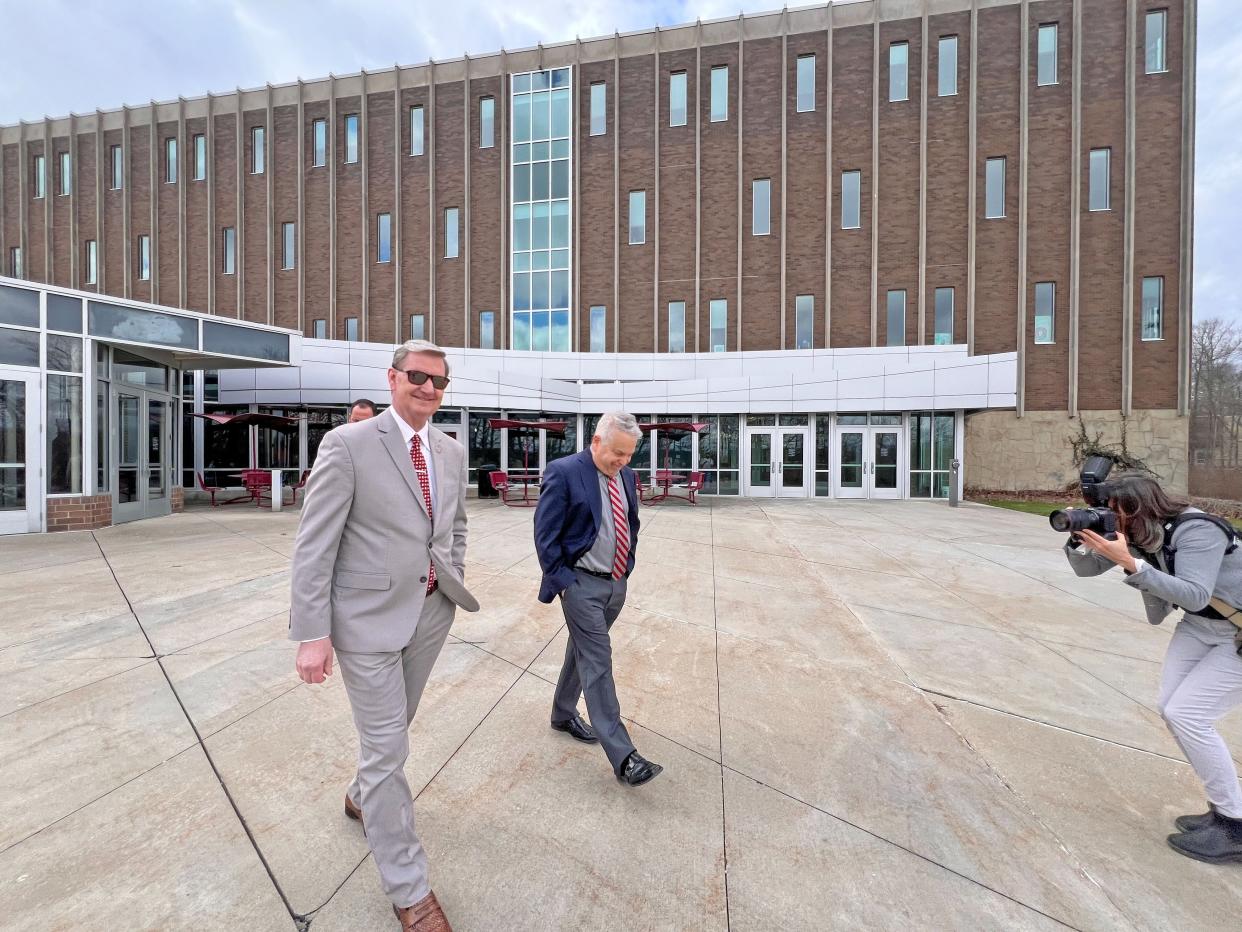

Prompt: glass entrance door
xmin=114 ymin=388 xmax=172 ymax=523
xmin=745 ymin=429 xmax=809 ymax=497
xmin=834 ymin=426 xmax=904 ymax=499
xmin=0 ymin=371 xmax=41 ymax=534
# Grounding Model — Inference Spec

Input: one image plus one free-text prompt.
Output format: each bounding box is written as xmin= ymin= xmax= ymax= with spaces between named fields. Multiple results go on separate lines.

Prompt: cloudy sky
xmin=1 ymin=0 xmax=1236 ymax=328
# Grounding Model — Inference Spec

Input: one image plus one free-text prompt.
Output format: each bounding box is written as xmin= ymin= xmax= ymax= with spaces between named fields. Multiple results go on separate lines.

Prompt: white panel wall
xmin=218 ymin=338 xmax=1018 ymax=413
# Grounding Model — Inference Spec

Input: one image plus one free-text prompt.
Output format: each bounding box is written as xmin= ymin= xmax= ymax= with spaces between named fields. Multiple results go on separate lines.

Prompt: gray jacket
xmin=1064 ymin=508 xmax=1242 ymax=626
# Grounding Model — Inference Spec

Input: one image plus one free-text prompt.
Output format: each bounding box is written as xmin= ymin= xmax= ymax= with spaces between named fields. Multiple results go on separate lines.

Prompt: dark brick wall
xmin=1077 ymin=0 xmax=1126 ymax=410
xmin=0 ymin=7 xmax=1185 ymax=424
xmin=877 ymin=20 xmax=922 ymax=347
xmin=925 ymin=12 xmax=970 ymax=347
xmin=830 ymin=25 xmax=873 ymax=348
xmin=1024 ymin=0 xmax=1073 ymax=411
xmin=785 ymin=31 xmax=829 ymax=349
xmin=578 ymin=59 xmax=615 ymax=351
xmin=973 ymin=5 xmax=1021 ymax=357
xmin=1132 ymin=0 xmax=1183 ymax=411
xmin=741 ymin=37 xmax=782 ymax=351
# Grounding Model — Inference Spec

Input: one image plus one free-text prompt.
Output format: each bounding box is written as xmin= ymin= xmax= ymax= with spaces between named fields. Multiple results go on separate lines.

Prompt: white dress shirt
xmin=301 ymin=408 xmax=436 ymax=643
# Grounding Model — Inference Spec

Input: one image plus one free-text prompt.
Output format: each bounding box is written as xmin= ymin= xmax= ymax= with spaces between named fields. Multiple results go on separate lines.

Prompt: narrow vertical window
xmin=222 ymin=227 xmax=236 ymax=274
xmin=841 ymin=170 xmax=861 ymax=229
xmin=710 ymin=66 xmax=728 ymax=122
xmin=985 ymin=157 xmax=1006 ymax=218
xmin=629 ymin=191 xmax=646 ymax=245
xmin=1142 ymin=277 xmax=1164 ymax=340
xmin=795 ymin=295 xmax=814 ymax=349
xmin=164 ymin=138 xmax=177 ymax=184
xmin=137 ymin=235 xmax=151 ymax=281
xmin=889 ymin=42 xmax=909 ymax=102
xmin=938 ymin=36 xmax=958 ymax=97
xmin=1034 ymin=282 xmax=1056 ymax=344
xmin=886 ymin=290 xmax=907 ymax=346
xmin=85 ymin=240 xmax=98 ymax=285
xmin=668 ymin=301 xmax=686 ymax=352
xmin=752 ymin=179 xmax=771 ymax=236
xmin=312 ymin=119 xmax=327 ymax=167
xmin=345 ymin=317 xmax=359 ymax=342
xmin=479 ymin=311 xmax=495 ymax=349
xmin=1145 ymin=10 xmax=1167 ymax=74
xmin=8 ymin=247 xmax=21 ymax=277
xmin=409 ymin=106 xmax=424 ymax=157
xmin=281 ymin=222 xmax=295 ymax=270
xmin=377 ymin=213 xmax=392 ymax=263
xmin=1089 ymin=148 xmax=1110 ymax=211
xmin=934 ymin=287 xmax=954 ymax=345
xmin=480 ymin=97 xmax=495 ymax=149
xmin=670 ymin=72 xmax=688 ymax=126
xmin=796 ymin=55 xmax=815 ymax=113
xmin=251 ymin=126 xmax=265 ymax=174
xmin=312 ymin=319 xmax=327 ymax=339
xmin=444 ymin=207 xmax=459 ymax=258
xmin=1037 ymin=24 xmax=1058 ymax=85
xmin=590 ymin=83 xmax=607 ymax=136
xmin=110 ymin=145 xmax=123 ymax=190
xmin=59 ymin=151 xmax=72 ymax=195
xmin=33 ymin=154 xmax=46 ymax=198
xmin=193 ymin=134 xmax=206 ymax=180
xmin=410 ymin=314 xmax=425 ymax=341
xmin=709 ymin=299 xmax=728 ymax=352
xmin=344 ymin=114 xmax=359 ymax=164
xmin=590 ymin=306 xmax=607 ymax=353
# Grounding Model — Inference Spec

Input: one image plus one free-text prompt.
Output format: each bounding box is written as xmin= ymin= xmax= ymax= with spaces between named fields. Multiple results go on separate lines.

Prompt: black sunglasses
xmin=395 ymin=368 xmax=450 ymax=390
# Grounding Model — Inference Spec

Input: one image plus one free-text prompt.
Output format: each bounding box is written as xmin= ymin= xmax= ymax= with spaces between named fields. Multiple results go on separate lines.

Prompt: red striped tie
xmin=608 ymin=474 xmax=630 ymax=580
xmin=409 ymin=435 xmax=437 ymax=594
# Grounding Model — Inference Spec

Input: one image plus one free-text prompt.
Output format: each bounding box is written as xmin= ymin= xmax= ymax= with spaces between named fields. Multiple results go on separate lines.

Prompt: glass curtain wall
xmin=909 ymin=412 xmax=956 ymax=498
xmin=511 ymin=69 xmax=572 ymax=352
xmin=695 ymin=415 xmax=740 ymax=495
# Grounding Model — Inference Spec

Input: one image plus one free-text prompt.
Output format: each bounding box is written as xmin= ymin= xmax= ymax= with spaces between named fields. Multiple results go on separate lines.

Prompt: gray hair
xmin=392 ymin=339 xmax=450 ymax=376
xmin=594 ymin=411 xmax=642 ymax=442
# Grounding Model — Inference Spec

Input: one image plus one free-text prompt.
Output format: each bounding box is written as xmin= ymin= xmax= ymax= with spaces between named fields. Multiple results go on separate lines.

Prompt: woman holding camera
xmin=1065 ymin=474 xmax=1242 ymax=863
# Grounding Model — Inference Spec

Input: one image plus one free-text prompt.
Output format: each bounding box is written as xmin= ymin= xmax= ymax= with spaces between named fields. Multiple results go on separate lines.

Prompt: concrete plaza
xmin=3 ymin=497 xmax=1241 ymax=930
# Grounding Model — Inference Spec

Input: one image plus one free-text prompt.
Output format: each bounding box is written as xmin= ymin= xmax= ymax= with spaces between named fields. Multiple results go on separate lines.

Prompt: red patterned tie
xmin=409 ymin=435 xmax=437 ymax=594
xmin=608 ymin=475 xmax=630 ymax=580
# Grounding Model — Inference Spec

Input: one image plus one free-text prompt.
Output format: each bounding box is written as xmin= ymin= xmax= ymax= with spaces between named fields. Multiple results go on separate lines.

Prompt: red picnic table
xmin=638 ymin=422 xmax=708 ymax=505
xmin=487 ymin=418 xmax=568 ymax=507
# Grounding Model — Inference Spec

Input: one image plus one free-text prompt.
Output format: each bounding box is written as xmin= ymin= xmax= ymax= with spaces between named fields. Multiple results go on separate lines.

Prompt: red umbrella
xmin=640 ymin=421 xmax=707 ymax=472
xmin=192 ymin=411 xmax=301 ymax=470
xmin=487 ymin=418 xmax=567 ymax=477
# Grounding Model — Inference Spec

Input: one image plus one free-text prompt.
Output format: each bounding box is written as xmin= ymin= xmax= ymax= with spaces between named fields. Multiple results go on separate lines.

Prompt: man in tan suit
xmin=290 ymin=339 xmax=478 ymax=932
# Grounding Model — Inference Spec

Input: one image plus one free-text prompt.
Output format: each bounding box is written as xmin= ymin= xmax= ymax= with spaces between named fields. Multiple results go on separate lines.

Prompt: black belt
xmin=576 ymin=567 xmax=614 ymax=580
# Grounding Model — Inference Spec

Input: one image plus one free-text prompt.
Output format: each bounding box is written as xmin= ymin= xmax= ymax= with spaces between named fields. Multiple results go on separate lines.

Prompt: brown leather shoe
xmin=344 ymin=795 xmax=364 ymax=832
xmin=393 ymin=892 xmax=452 ymax=931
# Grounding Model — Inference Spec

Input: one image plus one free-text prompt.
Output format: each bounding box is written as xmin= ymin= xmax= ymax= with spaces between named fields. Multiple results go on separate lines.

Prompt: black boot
xmin=1168 ymin=810 xmax=1242 ymax=864
xmin=1174 ymin=804 xmax=1216 ymax=834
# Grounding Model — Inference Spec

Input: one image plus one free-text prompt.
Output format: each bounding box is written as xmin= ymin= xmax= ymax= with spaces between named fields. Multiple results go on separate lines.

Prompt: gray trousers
xmin=336 ymin=591 xmax=456 ymax=908
xmin=552 ymin=570 xmax=636 ymax=773
xmin=1158 ymin=615 xmax=1242 ymax=819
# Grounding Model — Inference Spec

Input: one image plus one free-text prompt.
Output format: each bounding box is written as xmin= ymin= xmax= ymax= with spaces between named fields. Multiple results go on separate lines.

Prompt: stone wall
xmin=46 ymin=494 xmax=113 ymax=532
xmin=964 ymin=409 xmax=1189 ymax=493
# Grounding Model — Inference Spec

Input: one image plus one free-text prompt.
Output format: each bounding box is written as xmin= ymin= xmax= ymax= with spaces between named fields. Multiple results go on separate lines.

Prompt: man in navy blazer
xmin=533 ymin=411 xmax=663 ymax=787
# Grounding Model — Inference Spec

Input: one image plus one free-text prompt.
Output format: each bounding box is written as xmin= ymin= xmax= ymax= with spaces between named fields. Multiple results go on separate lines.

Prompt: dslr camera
xmin=1048 ymin=455 xmax=1119 ymax=541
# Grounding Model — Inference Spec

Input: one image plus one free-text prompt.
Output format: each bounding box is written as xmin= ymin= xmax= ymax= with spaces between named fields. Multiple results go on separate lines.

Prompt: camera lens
xmin=1049 ymin=510 xmax=1073 ymax=532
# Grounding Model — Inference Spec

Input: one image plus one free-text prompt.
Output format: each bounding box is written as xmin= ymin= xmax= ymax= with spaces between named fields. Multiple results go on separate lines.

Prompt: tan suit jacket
xmin=289 ymin=408 xmax=479 ymax=653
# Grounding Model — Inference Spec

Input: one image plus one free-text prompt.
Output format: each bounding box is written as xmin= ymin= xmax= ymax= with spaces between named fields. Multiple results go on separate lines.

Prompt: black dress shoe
xmin=616 ymin=751 xmax=663 ymax=787
xmin=1168 ymin=810 xmax=1242 ymax=864
xmin=1175 ymin=804 xmax=1216 ymax=834
xmin=551 ymin=715 xmax=598 ymax=743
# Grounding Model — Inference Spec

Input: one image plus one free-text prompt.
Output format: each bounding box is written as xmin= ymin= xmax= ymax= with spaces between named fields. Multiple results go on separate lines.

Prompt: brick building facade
xmin=0 ymin=0 xmax=1197 ymax=497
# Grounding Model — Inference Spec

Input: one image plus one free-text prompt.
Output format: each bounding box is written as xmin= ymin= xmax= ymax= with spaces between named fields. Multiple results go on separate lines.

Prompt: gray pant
xmin=1158 ymin=615 xmax=1242 ymax=819
xmin=552 ymin=570 xmax=636 ymax=773
xmin=336 ymin=591 xmax=456 ymax=908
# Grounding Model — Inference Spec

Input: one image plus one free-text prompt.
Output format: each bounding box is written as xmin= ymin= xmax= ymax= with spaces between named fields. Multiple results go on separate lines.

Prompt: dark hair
xmin=350 ymin=398 xmax=377 ymax=414
xmin=1106 ymin=474 xmax=1190 ymax=553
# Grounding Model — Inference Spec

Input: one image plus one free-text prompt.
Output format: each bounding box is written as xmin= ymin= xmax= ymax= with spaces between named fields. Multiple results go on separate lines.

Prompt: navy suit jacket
xmin=533 ymin=449 xmax=641 ymax=604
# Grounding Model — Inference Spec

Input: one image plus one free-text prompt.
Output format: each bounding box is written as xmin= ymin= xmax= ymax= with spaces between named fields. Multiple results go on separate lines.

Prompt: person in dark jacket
xmin=1067 ymin=474 xmax=1242 ymax=864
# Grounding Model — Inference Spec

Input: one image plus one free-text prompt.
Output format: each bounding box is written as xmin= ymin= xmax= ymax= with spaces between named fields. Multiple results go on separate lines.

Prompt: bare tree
xmin=1191 ymin=318 xmax=1242 ymax=467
